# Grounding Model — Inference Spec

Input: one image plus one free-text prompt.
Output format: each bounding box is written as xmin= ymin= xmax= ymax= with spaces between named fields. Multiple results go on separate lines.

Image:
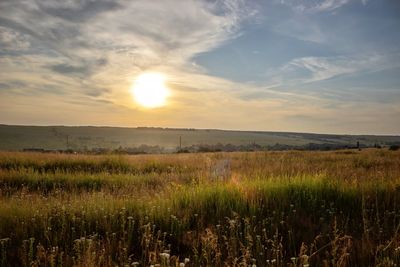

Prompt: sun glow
xmin=131 ymin=72 xmax=170 ymax=108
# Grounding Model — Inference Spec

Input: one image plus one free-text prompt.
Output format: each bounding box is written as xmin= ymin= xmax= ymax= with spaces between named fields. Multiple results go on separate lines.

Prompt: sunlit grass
xmin=0 ymin=149 xmax=399 ymax=266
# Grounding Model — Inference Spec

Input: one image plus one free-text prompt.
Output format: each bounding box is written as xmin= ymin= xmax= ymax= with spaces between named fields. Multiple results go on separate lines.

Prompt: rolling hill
xmin=1 ymin=124 xmax=399 ymax=152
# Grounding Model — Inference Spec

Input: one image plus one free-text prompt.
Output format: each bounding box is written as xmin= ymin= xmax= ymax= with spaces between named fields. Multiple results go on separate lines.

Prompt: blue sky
xmin=0 ymin=0 xmax=399 ymax=134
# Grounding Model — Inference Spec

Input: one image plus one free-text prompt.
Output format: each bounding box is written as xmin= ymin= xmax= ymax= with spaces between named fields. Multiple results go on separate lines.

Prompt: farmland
xmin=0 ymin=149 xmax=399 ymax=266
xmin=1 ymin=125 xmax=400 ymax=152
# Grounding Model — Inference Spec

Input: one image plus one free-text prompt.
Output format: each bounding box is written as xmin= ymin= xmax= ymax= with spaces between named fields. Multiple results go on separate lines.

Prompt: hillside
xmin=0 ymin=125 xmax=399 ymax=152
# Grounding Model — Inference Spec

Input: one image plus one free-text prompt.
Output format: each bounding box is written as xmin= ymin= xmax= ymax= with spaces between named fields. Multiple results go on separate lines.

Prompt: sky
xmin=0 ymin=0 xmax=399 ymax=135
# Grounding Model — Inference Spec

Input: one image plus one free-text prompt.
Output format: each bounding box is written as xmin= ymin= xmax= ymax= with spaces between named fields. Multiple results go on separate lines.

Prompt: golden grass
xmin=0 ymin=149 xmax=399 ymax=266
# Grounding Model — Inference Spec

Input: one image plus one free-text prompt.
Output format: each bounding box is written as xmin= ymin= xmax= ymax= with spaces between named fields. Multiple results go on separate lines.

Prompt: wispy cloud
xmin=266 ymin=53 xmax=400 ymax=86
xmin=0 ymin=26 xmax=30 ymax=52
xmin=279 ymin=0 xmax=365 ymax=13
xmin=0 ymin=0 xmax=256 ymax=106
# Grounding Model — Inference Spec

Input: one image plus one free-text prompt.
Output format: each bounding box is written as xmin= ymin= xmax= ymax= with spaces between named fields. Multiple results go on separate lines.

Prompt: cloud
xmin=37 ymin=0 xmax=122 ymax=23
xmin=266 ymin=53 xmax=400 ymax=86
xmin=0 ymin=0 xmax=256 ymax=105
xmin=0 ymin=26 xmax=30 ymax=52
xmin=288 ymin=56 xmax=357 ymax=82
xmin=311 ymin=0 xmax=350 ymax=12
xmin=279 ymin=0 xmax=354 ymax=13
xmin=49 ymin=64 xmax=89 ymax=75
xmin=1 ymin=0 xmax=399 ymax=134
xmin=0 ymin=0 xmax=254 ymax=64
xmin=0 ymin=80 xmax=27 ymax=90
xmin=46 ymin=57 xmax=107 ymax=77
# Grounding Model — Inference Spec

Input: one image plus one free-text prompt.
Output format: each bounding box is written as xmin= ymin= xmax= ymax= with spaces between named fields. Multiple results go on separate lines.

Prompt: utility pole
xmin=66 ymin=135 xmax=69 ymax=149
xmin=179 ymin=136 xmax=182 ymax=151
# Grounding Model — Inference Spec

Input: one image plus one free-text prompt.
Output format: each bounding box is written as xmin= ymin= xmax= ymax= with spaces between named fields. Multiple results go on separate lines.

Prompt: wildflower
xmin=160 ymin=252 xmax=170 ymax=260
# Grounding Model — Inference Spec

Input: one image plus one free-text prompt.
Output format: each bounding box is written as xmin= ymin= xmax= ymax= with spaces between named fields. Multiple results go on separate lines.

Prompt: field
xmin=1 ymin=125 xmax=400 ymax=151
xmin=0 ymin=149 xmax=399 ymax=266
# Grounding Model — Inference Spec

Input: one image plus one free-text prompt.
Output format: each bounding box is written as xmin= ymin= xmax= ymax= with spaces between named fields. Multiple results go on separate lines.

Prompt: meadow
xmin=0 ymin=149 xmax=399 ymax=266
xmin=2 ymin=125 xmax=400 ymax=151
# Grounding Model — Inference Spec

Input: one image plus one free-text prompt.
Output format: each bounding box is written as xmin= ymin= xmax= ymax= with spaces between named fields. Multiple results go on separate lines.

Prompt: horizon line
xmin=1 ymin=123 xmax=399 ymax=137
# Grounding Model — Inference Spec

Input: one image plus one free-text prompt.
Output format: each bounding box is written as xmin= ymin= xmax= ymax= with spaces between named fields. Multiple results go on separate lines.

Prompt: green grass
xmin=0 ymin=150 xmax=399 ymax=266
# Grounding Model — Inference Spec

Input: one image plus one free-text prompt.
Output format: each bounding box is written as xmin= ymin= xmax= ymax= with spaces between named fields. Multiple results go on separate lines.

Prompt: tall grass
xmin=0 ymin=149 xmax=399 ymax=266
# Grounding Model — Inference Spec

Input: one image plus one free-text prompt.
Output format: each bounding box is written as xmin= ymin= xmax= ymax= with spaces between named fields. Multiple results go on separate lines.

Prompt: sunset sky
xmin=0 ymin=0 xmax=399 ymax=134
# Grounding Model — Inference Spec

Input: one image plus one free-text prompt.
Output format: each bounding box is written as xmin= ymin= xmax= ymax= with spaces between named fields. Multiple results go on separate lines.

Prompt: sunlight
xmin=130 ymin=72 xmax=170 ymax=108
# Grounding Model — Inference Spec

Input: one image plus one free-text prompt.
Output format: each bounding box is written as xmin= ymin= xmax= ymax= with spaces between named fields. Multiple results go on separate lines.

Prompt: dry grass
xmin=0 ymin=149 xmax=399 ymax=266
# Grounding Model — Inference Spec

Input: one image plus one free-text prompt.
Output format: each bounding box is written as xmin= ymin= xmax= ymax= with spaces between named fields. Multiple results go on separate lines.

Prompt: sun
xmin=130 ymin=72 xmax=170 ymax=108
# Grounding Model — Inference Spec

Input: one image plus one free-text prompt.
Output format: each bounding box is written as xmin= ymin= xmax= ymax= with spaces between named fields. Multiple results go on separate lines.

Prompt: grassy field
xmin=2 ymin=125 xmax=400 ymax=151
xmin=0 ymin=149 xmax=399 ymax=266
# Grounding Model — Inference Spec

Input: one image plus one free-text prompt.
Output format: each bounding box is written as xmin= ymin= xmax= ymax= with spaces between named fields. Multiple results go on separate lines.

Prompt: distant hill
xmin=0 ymin=124 xmax=399 ymax=152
